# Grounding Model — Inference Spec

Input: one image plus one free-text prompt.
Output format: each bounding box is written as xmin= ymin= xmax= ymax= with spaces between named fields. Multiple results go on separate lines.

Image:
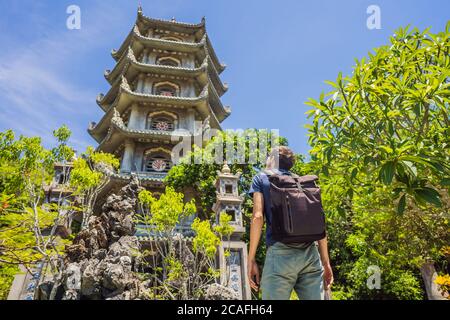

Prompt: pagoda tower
xmin=88 ymin=7 xmax=231 ymax=195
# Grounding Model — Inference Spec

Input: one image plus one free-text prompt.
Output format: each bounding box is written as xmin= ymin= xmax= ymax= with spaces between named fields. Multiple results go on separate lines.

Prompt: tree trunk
xmin=420 ymin=262 xmax=445 ymax=300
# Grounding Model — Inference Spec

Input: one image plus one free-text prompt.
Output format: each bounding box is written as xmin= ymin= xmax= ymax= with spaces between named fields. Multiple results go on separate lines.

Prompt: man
xmin=247 ymin=146 xmax=333 ymax=300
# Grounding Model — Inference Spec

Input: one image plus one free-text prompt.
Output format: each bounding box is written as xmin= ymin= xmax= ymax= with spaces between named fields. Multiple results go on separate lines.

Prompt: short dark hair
xmin=270 ymin=146 xmax=296 ymax=170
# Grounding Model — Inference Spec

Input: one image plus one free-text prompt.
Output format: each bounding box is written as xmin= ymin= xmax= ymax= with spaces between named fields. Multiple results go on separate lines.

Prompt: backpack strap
xmin=299 ymin=175 xmax=320 ymax=188
xmin=266 ymin=170 xmax=307 ymax=192
xmin=290 ymin=173 xmax=304 ymax=192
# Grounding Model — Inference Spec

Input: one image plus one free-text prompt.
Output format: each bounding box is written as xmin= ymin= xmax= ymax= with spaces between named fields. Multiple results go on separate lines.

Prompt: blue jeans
xmin=261 ymin=242 xmax=324 ymax=300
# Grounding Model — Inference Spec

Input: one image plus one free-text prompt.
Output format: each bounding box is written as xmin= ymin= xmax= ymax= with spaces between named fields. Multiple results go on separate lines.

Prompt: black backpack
xmin=268 ymin=172 xmax=326 ymax=243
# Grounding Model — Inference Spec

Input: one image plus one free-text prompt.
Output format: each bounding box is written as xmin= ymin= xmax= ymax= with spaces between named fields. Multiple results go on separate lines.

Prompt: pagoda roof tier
xmin=105 ymin=47 xmax=228 ymax=97
xmin=98 ymin=72 xmax=228 ymax=115
xmin=215 ymin=194 xmax=245 ymax=203
xmin=89 ymin=92 xmax=225 ymax=144
xmin=109 ymin=171 xmax=166 ymax=184
xmin=92 ymin=77 xmax=230 ymax=137
xmin=93 ymin=109 xmax=194 ymax=151
xmin=136 ymin=8 xmax=206 ymax=39
xmin=111 ymin=25 xmax=226 ymax=74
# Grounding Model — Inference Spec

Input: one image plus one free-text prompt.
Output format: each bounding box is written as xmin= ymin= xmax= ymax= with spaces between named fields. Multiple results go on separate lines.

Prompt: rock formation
xmin=38 ymin=177 xmax=146 ymax=300
xmin=38 ymin=177 xmax=238 ymax=300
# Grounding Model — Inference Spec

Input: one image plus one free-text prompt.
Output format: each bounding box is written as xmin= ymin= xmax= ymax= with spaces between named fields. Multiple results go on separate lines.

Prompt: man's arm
xmin=318 ymin=236 xmax=334 ymax=290
xmin=247 ymin=192 xmax=264 ymax=291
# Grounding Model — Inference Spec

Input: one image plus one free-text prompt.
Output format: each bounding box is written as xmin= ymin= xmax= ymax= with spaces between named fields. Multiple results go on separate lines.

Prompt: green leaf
xmin=379 ymin=160 xmax=396 ymax=185
xmin=350 ymin=168 xmax=358 ymax=181
xmin=414 ymin=187 xmax=442 ymax=207
xmin=441 ymin=177 xmax=450 ymax=186
xmin=324 ymin=80 xmax=339 ymax=88
xmin=379 ymin=146 xmax=394 ymax=154
xmin=397 ymin=194 xmax=406 ymax=215
xmin=400 ymin=155 xmax=447 ymax=173
xmin=400 ymin=160 xmax=417 ymax=181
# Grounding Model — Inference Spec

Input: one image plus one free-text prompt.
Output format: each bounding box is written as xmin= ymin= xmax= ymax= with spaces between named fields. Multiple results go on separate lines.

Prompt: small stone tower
xmin=213 ymin=162 xmax=251 ymax=300
xmin=213 ymin=162 xmax=245 ymax=237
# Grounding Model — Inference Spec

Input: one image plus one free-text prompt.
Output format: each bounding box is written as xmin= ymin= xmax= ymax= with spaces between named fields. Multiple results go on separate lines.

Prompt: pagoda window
xmin=55 ymin=169 xmax=69 ymax=185
xmin=147 ymin=111 xmax=178 ymax=131
xmin=154 ymin=82 xmax=179 ymax=97
xmin=157 ymin=56 xmax=181 ymax=67
xmin=149 ymin=117 xmax=175 ymax=132
xmin=144 ymin=152 xmax=172 ymax=174
xmin=225 ymin=184 xmax=233 ymax=195
xmin=225 ymin=209 xmax=237 ymax=222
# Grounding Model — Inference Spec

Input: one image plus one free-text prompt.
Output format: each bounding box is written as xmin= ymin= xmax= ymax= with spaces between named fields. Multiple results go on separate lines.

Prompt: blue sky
xmin=0 ymin=0 xmax=448 ymax=155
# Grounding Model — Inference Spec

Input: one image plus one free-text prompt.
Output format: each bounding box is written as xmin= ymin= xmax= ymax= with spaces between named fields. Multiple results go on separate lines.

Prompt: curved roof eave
xmin=137 ymin=10 xmax=206 ymax=34
xmin=104 ymin=51 xmax=227 ymax=97
xmin=206 ymin=79 xmax=231 ymax=122
xmin=204 ymin=34 xmax=226 ymax=74
xmin=91 ymin=81 xmax=214 ymax=141
xmin=112 ymin=26 xmax=226 ymax=74
xmin=97 ymin=119 xmax=191 ymax=153
xmin=105 ymin=47 xmax=210 ymax=86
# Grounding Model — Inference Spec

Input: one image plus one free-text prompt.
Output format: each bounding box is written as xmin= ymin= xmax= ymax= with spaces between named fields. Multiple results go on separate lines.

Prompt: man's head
xmin=266 ymin=146 xmax=296 ymax=171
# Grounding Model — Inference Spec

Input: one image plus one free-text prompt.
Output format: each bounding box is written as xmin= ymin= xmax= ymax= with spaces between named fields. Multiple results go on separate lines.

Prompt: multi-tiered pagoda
xmin=88 ymin=7 xmax=231 ymax=196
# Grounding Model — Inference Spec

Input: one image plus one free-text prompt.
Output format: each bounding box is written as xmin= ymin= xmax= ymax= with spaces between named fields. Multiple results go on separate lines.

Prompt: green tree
xmin=305 ymin=24 xmax=450 ymax=299
xmin=0 ymin=127 xmax=120 ymax=299
xmin=136 ymin=187 xmax=231 ymax=300
xmin=0 ymin=128 xmax=74 ymax=299
xmin=69 ymin=147 xmax=120 ymax=229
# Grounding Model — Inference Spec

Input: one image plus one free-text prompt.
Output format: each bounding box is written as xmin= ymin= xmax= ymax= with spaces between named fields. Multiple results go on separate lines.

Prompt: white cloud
xmin=0 ymin=2 xmax=130 ymax=152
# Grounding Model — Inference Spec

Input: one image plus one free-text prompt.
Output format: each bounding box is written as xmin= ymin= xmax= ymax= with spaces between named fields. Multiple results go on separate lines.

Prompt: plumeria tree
xmin=305 ymin=24 xmax=450 ymax=299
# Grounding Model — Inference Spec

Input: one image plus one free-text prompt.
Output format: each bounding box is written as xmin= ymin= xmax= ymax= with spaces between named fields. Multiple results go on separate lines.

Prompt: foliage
xmin=192 ymin=218 xmax=221 ymax=258
xmin=0 ymin=264 xmax=17 ymax=300
xmin=87 ymin=146 xmax=120 ymax=169
xmin=0 ymin=128 xmax=74 ymax=299
xmin=214 ymin=212 xmax=234 ymax=240
xmin=138 ymin=187 xmax=196 ymax=232
xmin=435 ymin=274 xmax=450 ymax=299
xmin=52 ymin=126 xmax=75 ymax=163
xmin=305 ymin=24 xmax=450 ymax=211
xmin=69 ymin=147 xmax=120 ymax=228
xmin=0 ymin=127 xmax=118 ymax=299
xmin=345 ymin=256 xmax=423 ymax=300
xmin=305 ymin=24 xmax=450 ymax=299
xmin=136 ymin=187 xmax=231 ymax=300
xmin=70 ymin=158 xmax=102 ymax=193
